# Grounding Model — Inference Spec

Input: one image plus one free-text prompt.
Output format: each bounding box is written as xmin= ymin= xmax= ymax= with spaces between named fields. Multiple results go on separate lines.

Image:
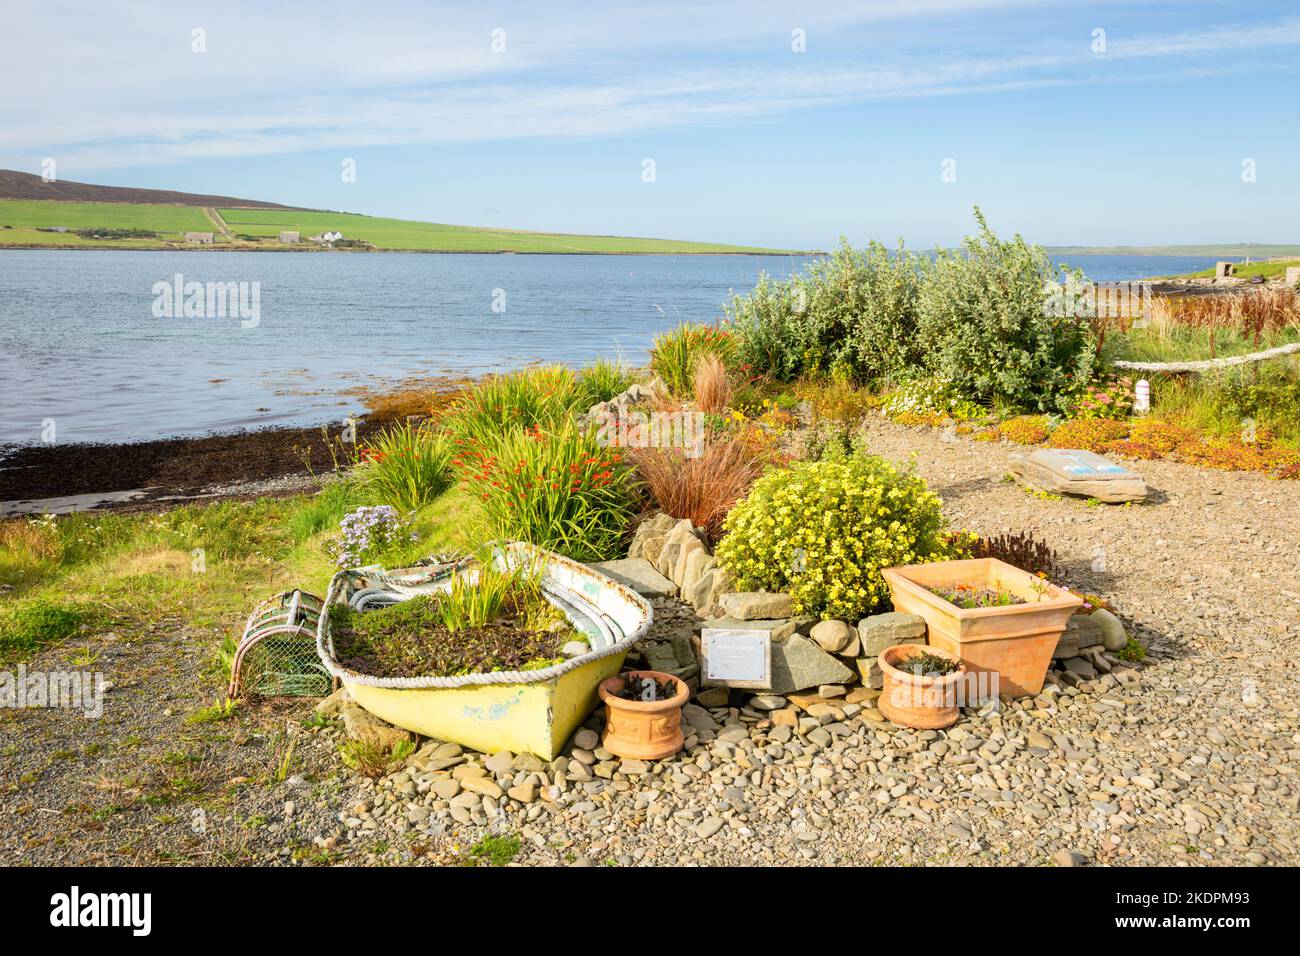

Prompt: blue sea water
xmin=0 ymin=249 xmax=1226 ymax=444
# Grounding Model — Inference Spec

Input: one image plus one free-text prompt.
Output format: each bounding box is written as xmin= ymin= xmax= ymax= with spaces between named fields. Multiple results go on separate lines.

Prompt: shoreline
xmin=0 ymin=378 xmax=472 ymax=511
xmin=0 ymin=243 xmax=817 ymax=256
xmin=0 ymin=420 xmax=373 ymax=513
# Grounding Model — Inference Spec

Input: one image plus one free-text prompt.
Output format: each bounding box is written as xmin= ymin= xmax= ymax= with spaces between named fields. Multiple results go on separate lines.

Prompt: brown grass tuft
xmin=631 ymin=434 xmax=770 ymax=540
xmin=1144 ymin=288 xmax=1300 ymax=354
xmin=692 ymin=354 xmax=732 ymax=415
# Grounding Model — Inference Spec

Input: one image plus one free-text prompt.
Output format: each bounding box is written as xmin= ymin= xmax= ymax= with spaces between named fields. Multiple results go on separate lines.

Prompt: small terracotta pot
xmin=598 ymin=670 xmax=689 ymax=760
xmin=877 ymin=644 xmax=968 ymax=730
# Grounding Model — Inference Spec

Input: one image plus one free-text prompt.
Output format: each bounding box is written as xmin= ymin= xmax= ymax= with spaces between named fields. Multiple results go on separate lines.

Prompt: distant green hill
xmin=0 ymin=195 xmax=800 ymax=255
xmin=214 ymin=206 xmax=797 ymax=254
xmin=1046 ymin=243 xmax=1300 ymax=258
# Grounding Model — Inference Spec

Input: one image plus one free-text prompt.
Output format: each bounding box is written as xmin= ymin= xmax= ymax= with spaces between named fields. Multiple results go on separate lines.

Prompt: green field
xmin=0 ymin=198 xmax=798 ymax=254
xmin=0 ymin=199 xmax=217 ymax=245
xmin=217 ymin=207 xmax=791 ymax=253
xmin=1047 ymin=243 xmax=1300 ymax=257
xmin=1176 ymin=258 xmax=1300 ymax=280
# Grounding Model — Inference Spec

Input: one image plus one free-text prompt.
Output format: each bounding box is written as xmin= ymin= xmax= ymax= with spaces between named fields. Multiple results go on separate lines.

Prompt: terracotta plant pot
xmin=598 ymin=670 xmax=689 ymax=760
xmin=877 ymin=643 xmax=968 ymax=730
xmin=882 ymin=558 xmax=1083 ymax=698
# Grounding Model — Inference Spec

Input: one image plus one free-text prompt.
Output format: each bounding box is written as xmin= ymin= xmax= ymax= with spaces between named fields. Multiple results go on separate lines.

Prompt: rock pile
xmin=627 ymin=514 xmax=733 ymax=614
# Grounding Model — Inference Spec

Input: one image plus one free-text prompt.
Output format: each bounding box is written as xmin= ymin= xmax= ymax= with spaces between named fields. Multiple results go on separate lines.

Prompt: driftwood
xmin=1113 ymin=341 xmax=1300 ymax=373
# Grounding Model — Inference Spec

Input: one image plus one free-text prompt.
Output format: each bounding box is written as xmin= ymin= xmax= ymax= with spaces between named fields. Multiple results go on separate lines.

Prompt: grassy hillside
xmin=1176 ymin=258 xmax=1300 ymax=280
xmin=0 ymin=199 xmax=217 ymax=246
xmin=0 ymin=198 xmax=797 ymax=254
xmin=1046 ymin=243 xmax=1300 ymax=257
xmin=218 ymin=207 xmax=786 ymax=253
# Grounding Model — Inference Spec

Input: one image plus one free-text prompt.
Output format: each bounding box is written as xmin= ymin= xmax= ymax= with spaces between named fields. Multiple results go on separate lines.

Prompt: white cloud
xmin=2 ymin=3 xmax=1298 ymax=172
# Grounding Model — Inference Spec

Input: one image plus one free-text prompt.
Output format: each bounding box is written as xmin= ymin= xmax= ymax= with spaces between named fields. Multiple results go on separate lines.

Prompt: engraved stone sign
xmin=1009 ymin=448 xmax=1147 ymax=503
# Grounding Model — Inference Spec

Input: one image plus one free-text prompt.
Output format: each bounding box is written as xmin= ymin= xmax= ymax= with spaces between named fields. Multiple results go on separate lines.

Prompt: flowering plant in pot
xmin=597 ymin=670 xmax=689 ymax=760
xmin=878 ymin=644 xmax=968 ymax=730
xmin=881 ymin=557 xmax=1082 ymax=697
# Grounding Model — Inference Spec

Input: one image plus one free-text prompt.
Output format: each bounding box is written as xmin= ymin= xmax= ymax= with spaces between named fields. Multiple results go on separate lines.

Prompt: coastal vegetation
xmin=3 ymin=208 xmax=1297 ymax=678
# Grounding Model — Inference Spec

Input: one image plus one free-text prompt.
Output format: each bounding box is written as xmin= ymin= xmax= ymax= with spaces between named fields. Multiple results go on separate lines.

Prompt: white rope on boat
xmin=1113 ymin=341 xmax=1300 ymax=372
xmin=314 ymin=544 xmax=651 ymax=690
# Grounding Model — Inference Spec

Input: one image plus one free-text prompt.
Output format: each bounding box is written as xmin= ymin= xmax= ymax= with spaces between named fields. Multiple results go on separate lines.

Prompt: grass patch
xmin=650 ymin=323 xmax=736 ymax=397
xmin=285 ymin=478 xmax=361 ymax=544
xmin=466 ymin=833 xmax=521 ymax=867
xmin=355 ymin=421 xmax=456 ymax=512
xmin=186 ymin=698 xmax=238 ymax=724
xmin=575 ymin=357 xmax=638 ymax=408
xmin=0 ymin=598 xmax=94 ymax=663
xmin=339 ymin=737 xmax=415 ymax=779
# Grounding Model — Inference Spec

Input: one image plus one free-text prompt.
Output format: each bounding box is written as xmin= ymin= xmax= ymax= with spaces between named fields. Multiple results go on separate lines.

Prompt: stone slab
xmin=857 ymin=612 xmax=927 ymax=655
xmin=700 ymin=616 xmax=799 ymax=642
xmin=586 ymin=557 xmax=678 ymax=598
xmin=1010 ymin=449 xmax=1147 ymax=503
xmin=768 ymin=635 xmax=855 ymax=695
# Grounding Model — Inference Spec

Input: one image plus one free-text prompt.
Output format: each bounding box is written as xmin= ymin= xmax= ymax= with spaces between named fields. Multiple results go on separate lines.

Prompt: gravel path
xmin=4 ymin=419 xmax=1297 ymax=866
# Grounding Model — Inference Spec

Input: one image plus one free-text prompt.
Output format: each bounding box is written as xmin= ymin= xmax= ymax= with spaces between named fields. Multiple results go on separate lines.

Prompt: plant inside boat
xmin=329 ymin=564 xmax=576 ymax=678
xmin=893 ymin=649 xmax=962 ymax=677
xmin=929 ymin=584 xmax=1027 ymax=609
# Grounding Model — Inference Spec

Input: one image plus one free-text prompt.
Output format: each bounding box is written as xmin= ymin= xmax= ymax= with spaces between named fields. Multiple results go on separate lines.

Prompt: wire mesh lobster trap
xmin=229 ymin=590 xmax=335 ymax=699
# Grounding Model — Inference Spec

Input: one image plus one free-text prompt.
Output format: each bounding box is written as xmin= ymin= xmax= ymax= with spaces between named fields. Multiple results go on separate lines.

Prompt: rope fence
xmin=1112 ymin=341 xmax=1300 ymax=373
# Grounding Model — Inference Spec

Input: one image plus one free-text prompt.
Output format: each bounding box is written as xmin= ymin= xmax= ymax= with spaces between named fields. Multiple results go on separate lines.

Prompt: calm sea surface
xmin=0 ymin=250 xmax=1225 ymax=445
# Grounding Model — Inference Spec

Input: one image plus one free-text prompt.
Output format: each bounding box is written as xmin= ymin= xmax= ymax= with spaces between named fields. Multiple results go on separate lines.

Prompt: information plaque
xmin=699 ymin=627 xmax=771 ymax=689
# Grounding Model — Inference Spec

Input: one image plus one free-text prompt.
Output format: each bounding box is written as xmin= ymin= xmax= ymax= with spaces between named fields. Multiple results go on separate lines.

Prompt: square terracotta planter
xmin=881 ymin=558 xmax=1083 ymax=698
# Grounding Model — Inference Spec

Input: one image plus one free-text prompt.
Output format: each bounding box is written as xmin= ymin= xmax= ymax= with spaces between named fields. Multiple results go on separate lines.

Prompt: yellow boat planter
xmin=315 ymin=543 xmax=653 ymax=760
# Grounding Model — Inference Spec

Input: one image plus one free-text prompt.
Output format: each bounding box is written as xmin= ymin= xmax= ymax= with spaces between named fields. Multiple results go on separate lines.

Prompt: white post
xmin=1134 ymin=379 xmax=1150 ymax=414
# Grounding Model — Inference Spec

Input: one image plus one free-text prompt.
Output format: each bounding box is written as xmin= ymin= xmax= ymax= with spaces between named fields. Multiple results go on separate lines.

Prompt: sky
xmin=3 ymin=0 xmax=1299 ymax=249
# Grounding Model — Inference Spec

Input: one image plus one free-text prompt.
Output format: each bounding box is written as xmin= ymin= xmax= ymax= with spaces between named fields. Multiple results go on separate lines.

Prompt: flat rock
xmin=1054 ymin=614 xmax=1103 ymax=659
xmin=855 ymin=656 xmax=886 ymax=690
xmin=770 ymin=708 xmax=798 ymax=728
xmin=682 ymin=703 xmax=719 ymax=733
xmin=700 ymin=616 xmax=798 ymax=641
xmin=587 ymin=557 xmax=678 ymax=598
xmin=857 ymin=612 xmax=927 ymax=655
xmin=673 ymin=538 xmax=708 ymax=588
xmin=507 ymin=783 xmax=538 ymax=804
xmin=694 ymin=686 xmax=729 ymax=708
xmin=768 ymin=635 xmax=855 ymax=695
xmin=720 ymin=591 xmax=794 ymax=621
xmin=314 ymin=686 xmax=352 ymax=717
xmin=845 ymin=686 xmax=879 ymax=704
xmin=1064 ymin=656 xmax=1097 ymax=679
xmin=461 ymin=776 xmax=504 ymax=799
xmin=484 ymin=750 xmax=515 ymax=774
xmin=1010 ymin=448 xmax=1147 ymax=503
xmin=680 ymin=550 xmax=715 ymax=601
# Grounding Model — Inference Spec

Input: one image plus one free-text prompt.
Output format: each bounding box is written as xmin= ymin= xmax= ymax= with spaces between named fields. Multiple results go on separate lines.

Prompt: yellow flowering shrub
xmin=715 ymin=455 xmax=958 ymax=620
